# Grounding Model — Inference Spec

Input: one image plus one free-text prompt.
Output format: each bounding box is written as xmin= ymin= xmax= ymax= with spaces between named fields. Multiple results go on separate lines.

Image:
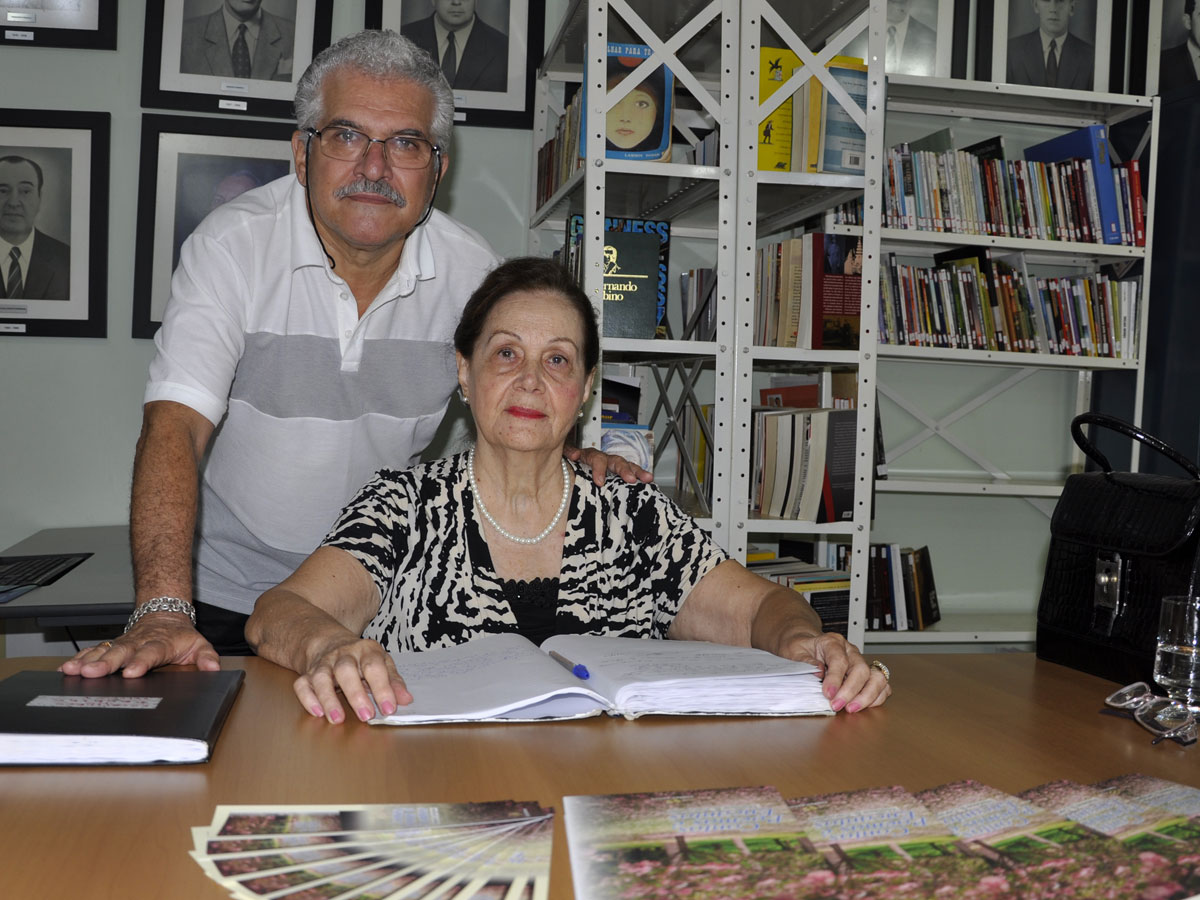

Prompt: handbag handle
xmin=1071 ymin=412 xmax=1200 ymax=478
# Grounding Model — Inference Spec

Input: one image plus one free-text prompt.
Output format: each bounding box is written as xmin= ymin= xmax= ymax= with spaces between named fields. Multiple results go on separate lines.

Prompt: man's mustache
xmin=334 ymin=177 xmax=406 ymax=207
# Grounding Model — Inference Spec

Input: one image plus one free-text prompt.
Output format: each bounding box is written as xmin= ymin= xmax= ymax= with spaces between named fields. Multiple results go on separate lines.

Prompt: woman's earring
xmin=458 ymin=388 xmax=469 ymax=406
xmin=577 ymin=408 xmax=585 ymax=419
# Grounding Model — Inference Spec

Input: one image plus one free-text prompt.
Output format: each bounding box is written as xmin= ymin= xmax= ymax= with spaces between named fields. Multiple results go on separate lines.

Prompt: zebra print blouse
xmin=321 ymin=452 xmax=729 ymax=655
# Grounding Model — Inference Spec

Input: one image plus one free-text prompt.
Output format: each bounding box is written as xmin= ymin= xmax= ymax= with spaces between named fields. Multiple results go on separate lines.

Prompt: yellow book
xmin=758 ymin=47 xmax=801 ymax=172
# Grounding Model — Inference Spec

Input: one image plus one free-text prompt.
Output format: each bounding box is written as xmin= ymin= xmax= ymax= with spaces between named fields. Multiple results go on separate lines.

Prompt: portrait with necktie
xmin=179 ymin=0 xmax=297 ymax=82
xmin=0 ymin=154 xmax=70 ymax=302
xmin=401 ymin=0 xmax=510 ymax=93
xmin=1005 ymin=0 xmax=1096 ymax=91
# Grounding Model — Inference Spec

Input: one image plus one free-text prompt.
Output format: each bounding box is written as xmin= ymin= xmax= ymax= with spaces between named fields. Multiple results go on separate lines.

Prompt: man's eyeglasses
xmin=305 ymin=126 xmax=440 ymax=169
xmin=1103 ymin=682 xmax=1197 ymax=746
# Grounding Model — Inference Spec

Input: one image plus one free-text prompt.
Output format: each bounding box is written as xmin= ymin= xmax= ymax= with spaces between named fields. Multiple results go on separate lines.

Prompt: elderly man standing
xmin=60 ymin=31 xmax=498 ymax=678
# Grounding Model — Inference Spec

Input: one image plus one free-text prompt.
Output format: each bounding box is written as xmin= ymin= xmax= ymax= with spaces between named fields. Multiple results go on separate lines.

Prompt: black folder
xmin=0 ymin=669 xmax=244 ymax=765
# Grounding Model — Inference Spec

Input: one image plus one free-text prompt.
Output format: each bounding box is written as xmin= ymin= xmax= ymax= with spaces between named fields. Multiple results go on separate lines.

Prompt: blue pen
xmin=549 ymin=650 xmax=590 ymax=680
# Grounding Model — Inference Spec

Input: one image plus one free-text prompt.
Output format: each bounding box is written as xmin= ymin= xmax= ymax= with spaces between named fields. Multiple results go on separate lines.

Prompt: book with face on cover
xmin=369 ymin=633 xmax=832 ymax=725
xmin=0 ymin=668 xmax=243 ymax=765
xmin=563 ymin=786 xmax=823 ymax=900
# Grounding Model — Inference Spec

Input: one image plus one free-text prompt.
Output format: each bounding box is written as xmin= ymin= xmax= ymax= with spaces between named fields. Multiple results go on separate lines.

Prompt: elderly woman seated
xmin=245 ymin=257 xmax=891 ymax=723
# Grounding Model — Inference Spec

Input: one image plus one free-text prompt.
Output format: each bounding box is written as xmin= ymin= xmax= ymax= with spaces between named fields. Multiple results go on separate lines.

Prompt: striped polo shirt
xmin=145 ymin=175 xmax=500 ymax=614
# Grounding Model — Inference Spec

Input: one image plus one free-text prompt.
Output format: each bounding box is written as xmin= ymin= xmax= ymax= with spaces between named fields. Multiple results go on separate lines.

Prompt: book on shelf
xmin=679 ymin=266 xmax=717 ymax=340
xmin=802 ymin=586 xmax=850 ymax=636
xmin=865 ymin=543 xmax=939 ymax=631
xmin=757 ymin=46 xmax=801 ymax=172
xmin=370 ymin=633 xmax=833 ymax=725
xmin=600 ymin=229 xmax=659 ymax=338
xmin=810 ymin=55 xmax=868 ymax=176
xmin=806 ymin=233 xmax=862 ymax=350
xmin=567 ymin=214 xmax=670 ymax=339
xmin=759 ymin=380 xmax=819 ymax=409
xmin=0 ymin=669 xmax=244 ymax=765
xmin=1023 ymin=124 xmax=1122 ymax=245
xmin=603 ymin=42 xmax=674 ymax=162
xmin=676 ymin=401 xmax=714 ymax=510
xmin=750 ymin=407 xmax=855 ymax=522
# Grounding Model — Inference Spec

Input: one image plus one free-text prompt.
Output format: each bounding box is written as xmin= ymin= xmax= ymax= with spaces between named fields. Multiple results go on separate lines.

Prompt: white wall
xmin=0 ymin=1 xmax=542 ymax=652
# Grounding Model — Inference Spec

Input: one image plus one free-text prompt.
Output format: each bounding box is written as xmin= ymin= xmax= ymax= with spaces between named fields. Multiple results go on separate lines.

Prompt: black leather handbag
xmin=1037 ymin=412 xmax=1200 ymax=685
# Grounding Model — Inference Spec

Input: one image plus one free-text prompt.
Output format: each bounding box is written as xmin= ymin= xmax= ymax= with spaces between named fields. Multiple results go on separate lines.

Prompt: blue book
xmin=1023 ymin=124 xmax=1122 ymax=245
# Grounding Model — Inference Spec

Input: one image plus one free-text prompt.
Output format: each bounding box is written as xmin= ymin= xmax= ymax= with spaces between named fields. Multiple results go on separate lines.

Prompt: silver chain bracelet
xmin=125 ymin=596 xmax=196 ymax=633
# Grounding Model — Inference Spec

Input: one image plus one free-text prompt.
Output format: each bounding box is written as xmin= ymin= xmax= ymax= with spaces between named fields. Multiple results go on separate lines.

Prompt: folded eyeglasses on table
xmin=1103 ymin=682 xmax=1197 ymax=746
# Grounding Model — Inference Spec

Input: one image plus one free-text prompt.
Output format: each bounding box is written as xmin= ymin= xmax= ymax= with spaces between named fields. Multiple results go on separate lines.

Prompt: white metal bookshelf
xmin=529 ymin=0 xmax=888 ymax=648
xmin=527 ymin=1 xmax=1159 ymax=652
xmin=865 ymin=72 xmax=1160 ymax=648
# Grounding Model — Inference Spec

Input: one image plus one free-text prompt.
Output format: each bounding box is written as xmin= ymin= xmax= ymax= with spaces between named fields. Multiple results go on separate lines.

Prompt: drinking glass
xmin=1154 ymin=595 xmax=1200 ymax=721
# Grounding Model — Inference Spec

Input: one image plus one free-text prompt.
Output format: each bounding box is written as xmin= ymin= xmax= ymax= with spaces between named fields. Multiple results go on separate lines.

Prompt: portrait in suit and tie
xmin=0 ymin=153 xmax=70 ymax=302
xmin=1006 ymin=0 xmax=1096 ymax=90
xmin=1159 ymin=0 xmax=1200 ymax=93
xmin=883 ymin=0 xmax=939 ymax=76
xmin=401 ymin=0 xmax=510 ymax=93
xmin=179 ymin=0 xmax=297 ymax=82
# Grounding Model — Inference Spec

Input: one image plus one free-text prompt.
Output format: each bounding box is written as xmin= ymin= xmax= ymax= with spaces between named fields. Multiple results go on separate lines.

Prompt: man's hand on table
xmin=58 ymin=613 xmax=220 ymax=678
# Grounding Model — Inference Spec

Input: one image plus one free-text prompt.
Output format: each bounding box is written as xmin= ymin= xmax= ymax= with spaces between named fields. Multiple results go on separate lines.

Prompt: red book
xmin=1126 ymin=160 xmax=1146 ymax=246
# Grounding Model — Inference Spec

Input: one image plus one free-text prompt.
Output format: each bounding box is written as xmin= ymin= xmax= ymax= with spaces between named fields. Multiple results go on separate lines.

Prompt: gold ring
xmin=870 ymin=660 xmax=890 ymax=683
xmin=96 ymin=641 xmax=113 ymax=650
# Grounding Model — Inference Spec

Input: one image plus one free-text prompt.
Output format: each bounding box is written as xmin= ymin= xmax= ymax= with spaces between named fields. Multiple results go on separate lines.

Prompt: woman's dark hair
xmin=454 ymin=256 xmax=600 ymax=373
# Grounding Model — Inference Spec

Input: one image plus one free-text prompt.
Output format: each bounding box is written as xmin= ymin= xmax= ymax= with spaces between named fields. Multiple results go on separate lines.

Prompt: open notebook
xmin=373 ymin=633 xmax=833 ymax=725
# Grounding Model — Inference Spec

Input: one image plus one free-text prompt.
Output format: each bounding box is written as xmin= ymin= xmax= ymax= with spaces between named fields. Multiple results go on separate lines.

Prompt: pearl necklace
xmin=467 ymin=450 xmax=571 ymax=544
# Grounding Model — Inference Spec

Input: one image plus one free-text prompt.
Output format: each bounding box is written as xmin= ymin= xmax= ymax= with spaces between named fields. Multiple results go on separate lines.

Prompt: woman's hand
xmin=670 ymin=560 xmax=891 ymax=713
xmin=294 ymin=632 xmax=412 ymax=724
xmin=773 ymin=629 xmax=891 ymax=713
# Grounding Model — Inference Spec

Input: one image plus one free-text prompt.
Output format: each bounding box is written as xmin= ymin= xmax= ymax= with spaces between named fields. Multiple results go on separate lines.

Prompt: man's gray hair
xmin=294 ymin=30 xmax=455 ymax=150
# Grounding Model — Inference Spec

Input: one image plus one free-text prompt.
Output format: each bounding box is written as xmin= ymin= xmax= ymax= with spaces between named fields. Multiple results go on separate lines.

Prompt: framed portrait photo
xmin=1149 ymin=0 xmax=1200 ymax=95
xmin=990 ymin=0 xmax=1112 ymax=92
xmin=132 ymin=114 xmax=295 ymax=338
xmin=142 ymin=1 xmax=334 ymax=119
xmin=0 ymin=109 xmax=108 ymax=338
xmin=843 ymin=0 xmax=958 ymax=78
xmin=365 ymin=0 xmax=544 ymax=128
xmin=0 ymin=0 xmax=116 ymax=50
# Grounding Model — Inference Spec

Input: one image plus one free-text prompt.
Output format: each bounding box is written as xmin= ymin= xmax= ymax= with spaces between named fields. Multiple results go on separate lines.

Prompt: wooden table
xmin=1 ymin=653 xmax=1195 ymax=898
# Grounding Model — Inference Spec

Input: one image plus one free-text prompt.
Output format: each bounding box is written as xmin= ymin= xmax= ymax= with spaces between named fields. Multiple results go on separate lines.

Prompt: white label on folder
xmin=218 ymin=99 xmax=248 ymax=111
xmin=29 ymin=695 xmax=162 ymax=710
